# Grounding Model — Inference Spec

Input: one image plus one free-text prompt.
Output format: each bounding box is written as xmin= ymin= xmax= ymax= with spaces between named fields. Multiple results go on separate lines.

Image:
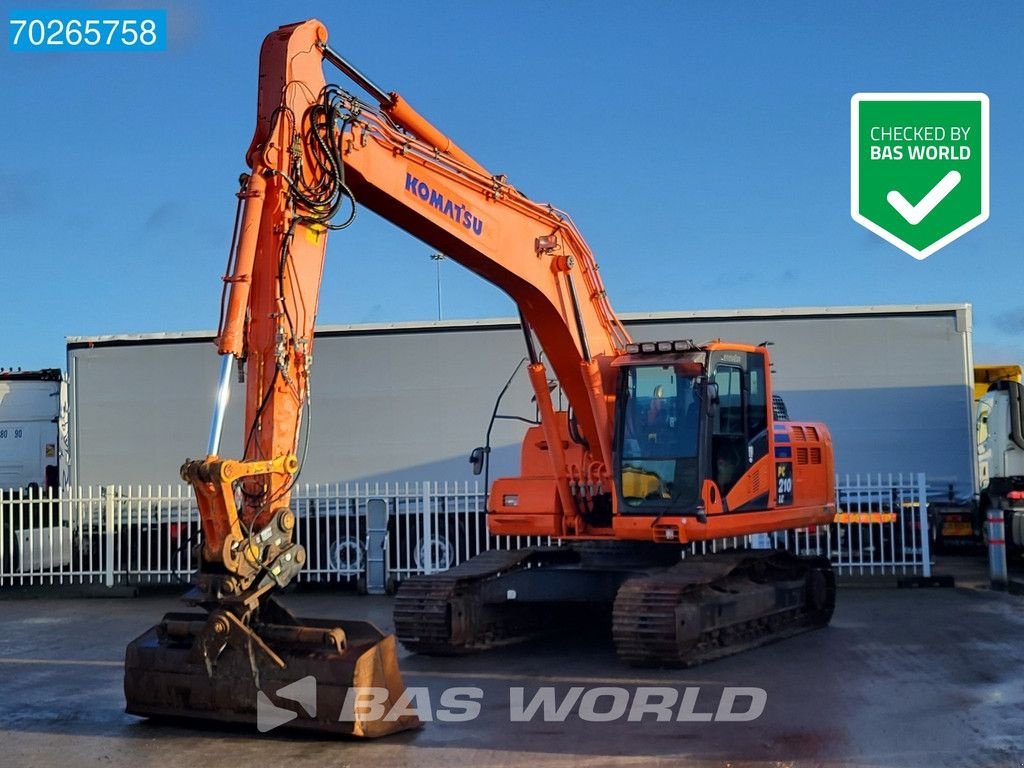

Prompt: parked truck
xmin=0 ymin=368 xmax=63 ymax=493
xmin=931 ymin=364 xmax=1024 ymax=551
xmin=0 ymin=368 xmax=72 ymax=575
xmin=977 ymin=369 xmax=1024 ymax=550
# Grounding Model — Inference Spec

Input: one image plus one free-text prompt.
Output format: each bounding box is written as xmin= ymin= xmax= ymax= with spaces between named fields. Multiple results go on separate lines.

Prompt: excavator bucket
xmin=124 ymin=598 xmax=419 ymax=737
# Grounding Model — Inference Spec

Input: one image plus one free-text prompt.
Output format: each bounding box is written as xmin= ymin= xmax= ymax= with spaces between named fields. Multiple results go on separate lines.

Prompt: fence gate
xmin=829 ymin=472 xmax=931 ymax=577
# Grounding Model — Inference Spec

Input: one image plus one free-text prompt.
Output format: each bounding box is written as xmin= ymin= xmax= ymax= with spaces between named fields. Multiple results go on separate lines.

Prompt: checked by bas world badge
xmin=851 ymin=93 xmax=989 ymax=260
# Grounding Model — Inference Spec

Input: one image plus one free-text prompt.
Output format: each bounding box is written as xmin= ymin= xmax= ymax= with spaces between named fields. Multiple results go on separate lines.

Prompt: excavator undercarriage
xmin=395 ymin=543 xmax=835 ymax=667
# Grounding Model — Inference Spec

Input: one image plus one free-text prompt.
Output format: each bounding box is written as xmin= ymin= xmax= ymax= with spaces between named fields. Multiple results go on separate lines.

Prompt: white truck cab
xmin=0 ymin=369 xmax=70 ymax=575
xmin=977 ymin=380 xmax=1024 ymax=547
xmin=0 ymin=369 xmax=63 ymax=492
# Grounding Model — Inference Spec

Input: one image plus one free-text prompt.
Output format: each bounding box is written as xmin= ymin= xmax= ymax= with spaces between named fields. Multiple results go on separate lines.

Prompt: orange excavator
xmin=125 ymin=19 xmax=837 ymax=735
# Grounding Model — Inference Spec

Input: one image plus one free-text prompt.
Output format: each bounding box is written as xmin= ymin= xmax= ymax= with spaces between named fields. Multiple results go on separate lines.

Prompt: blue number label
xmin=9 ymin=10 xmax=166 ymax=51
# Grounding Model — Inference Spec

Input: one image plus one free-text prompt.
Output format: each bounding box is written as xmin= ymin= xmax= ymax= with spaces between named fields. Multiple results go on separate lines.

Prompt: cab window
xmin=747 ymin=353 xmax=768 ymax=463
xmin=710 ymin=351 xmax=770 ymax=493
xmin=976 ymin=401 xmax=990 ymax=447
xmin=712 ymin=363 xmax=744 ymax=493
xmin=618 ymin=365 xmax=701 ymax=510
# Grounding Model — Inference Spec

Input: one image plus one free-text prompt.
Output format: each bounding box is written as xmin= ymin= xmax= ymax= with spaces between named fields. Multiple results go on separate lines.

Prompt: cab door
xmin=709 ymin=350 xmax=769 ymax=497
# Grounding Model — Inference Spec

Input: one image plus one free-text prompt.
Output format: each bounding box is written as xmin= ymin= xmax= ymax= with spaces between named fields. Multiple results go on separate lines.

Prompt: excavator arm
xmin=193 ymin=17 xmax=633 ymax=575
xmin=124 ymin=21 xmax=418 ymax=738
xmin=185 ymin=21 xmax=338 ymax=583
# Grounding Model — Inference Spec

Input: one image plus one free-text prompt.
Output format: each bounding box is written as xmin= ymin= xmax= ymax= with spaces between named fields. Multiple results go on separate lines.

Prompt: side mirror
xmin=469 ymin=446 xmax=489 ymax=476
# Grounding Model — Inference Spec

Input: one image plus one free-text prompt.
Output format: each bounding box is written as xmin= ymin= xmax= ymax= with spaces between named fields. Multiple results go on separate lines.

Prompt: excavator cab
xmin=614 ymin=342 xmax=777 ymax=519
xmin=487 ymin=339 xmax=833 ymax=542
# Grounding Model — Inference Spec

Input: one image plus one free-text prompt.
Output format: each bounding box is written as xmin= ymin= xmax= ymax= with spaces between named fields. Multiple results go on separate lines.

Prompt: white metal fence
xmin=0 ymin=473 xmax=929 ymax=589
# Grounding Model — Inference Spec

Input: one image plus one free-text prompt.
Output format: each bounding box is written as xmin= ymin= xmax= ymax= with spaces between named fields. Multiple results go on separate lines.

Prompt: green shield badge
xmin=851 ymin=93 xmax=989 ymax=260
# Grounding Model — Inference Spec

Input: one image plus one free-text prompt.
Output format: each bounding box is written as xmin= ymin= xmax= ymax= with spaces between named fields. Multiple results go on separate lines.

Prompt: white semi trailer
xmin=65 ymin=305 xmax=978 ymax=491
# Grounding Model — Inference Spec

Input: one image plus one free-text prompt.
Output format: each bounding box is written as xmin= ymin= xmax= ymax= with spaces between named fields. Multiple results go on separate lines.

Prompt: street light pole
xmin=430 ymin=252 xmax=445 ymax=320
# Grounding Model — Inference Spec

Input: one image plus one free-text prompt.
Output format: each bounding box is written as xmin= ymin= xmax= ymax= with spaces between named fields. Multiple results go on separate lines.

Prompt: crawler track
xmin=613 ymin=552 xmax=836 ymax=666
xmin=394 ymin=547 xmax=835 ymax=666
xmin=393 ymin=547 xmax=575 ymax=653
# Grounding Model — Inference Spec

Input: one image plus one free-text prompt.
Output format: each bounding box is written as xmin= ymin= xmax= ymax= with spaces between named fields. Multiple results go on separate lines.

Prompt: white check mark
xmin=886 ymin=170 xmax=961 ymax=225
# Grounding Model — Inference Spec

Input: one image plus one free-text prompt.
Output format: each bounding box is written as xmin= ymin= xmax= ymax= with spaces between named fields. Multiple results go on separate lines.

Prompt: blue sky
xmin=2 ymin=0 xmax=1023 ymax=371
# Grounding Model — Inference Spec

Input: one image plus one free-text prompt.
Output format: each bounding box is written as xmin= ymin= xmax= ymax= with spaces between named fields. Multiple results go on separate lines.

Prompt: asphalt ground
xmin=1 ymin=563 xmax=1023 ymax=767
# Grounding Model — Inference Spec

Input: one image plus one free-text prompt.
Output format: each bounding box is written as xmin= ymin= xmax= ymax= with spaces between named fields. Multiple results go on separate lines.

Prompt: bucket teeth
xmin=124 ymin=610 xmax=419 ymax=738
